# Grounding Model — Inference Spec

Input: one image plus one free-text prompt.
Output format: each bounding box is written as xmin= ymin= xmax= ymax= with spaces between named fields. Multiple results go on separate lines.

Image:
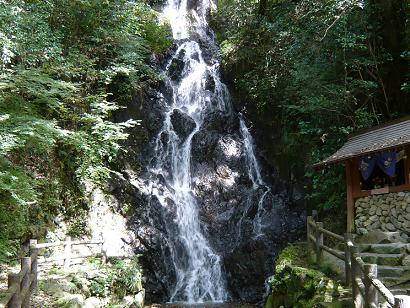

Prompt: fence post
xmin=350 ymin=245 xmax=364 ymax=308
xmin=344 ymin=233 xmax=352 ymax=286
xmin=21 ymin=257 xmax=31 ymax=308
xmin=307 ymin=216 xmax=312 ymax=255
xmin=394 ymin=295 xmax=410 ymax=307
xmin=315 ymin=222 xmax=324 ymax=264
xmin=364 ymin=263 xmax=378 ymax=308
xmin=8 ymin=273 xmax=21 ymax=308
xmin=64 ymin=236 xmax=72 ymax=270
xmin=312 ymin=210 xmax=318 ymax=222
xmin=101 ymin=242 xmax=107 ymax=264
xmin=29 ymin=239 xmax=38 ymax=292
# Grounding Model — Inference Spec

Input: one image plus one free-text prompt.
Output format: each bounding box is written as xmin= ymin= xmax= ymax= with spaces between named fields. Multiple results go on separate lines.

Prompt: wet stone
xmin=170 ymin=109 xmax=196 ymax=139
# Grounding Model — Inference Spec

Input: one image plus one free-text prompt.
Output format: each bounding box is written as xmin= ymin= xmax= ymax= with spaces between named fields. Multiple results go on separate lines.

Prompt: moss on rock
xmin=265 ymin=243 xmax=352 ymax=308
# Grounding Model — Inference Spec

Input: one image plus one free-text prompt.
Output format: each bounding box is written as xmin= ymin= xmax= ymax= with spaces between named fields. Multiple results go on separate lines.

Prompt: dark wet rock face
xmin=168 ymin=49 xmax=186 ymax=82
xmin=107 ymin=0 xmax=306 ymax=304
xmin=111 ymin=106 xmax=305 ymax=304
xmin=170 ymin=109 xmax=196 ymax=139
xmin=109 ymin=88 xmax=305 ymax=303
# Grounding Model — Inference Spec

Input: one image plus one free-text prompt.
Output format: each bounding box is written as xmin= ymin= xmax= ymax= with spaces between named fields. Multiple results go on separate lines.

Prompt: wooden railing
xmin=36 ymin=236 xmax=105 ymax=269
xmin=0 ymin=240 xmax=38 ymax=308
xmin=0 ymin=237 xmax=105 ymax=308
xmin=307 ymin=211 xmax=410 ymax=308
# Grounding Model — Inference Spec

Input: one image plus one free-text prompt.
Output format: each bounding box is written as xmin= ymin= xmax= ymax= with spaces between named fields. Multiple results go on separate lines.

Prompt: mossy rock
xmin=266 ymin=243 xmax=352 ymax=308
xmin=53 ymin=292 xmax=85 ymax=308
xmin=41 ymin=278 xmax=79 ymax=295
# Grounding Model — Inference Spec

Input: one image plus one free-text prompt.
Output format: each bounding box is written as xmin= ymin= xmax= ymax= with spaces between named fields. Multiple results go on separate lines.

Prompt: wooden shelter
xmin=314 ymin=117 xmax=410 ymax=232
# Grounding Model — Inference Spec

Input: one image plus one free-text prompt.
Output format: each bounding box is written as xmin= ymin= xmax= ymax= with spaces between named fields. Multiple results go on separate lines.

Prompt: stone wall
xmin=355 ymin=191 xmax=410 ymax=240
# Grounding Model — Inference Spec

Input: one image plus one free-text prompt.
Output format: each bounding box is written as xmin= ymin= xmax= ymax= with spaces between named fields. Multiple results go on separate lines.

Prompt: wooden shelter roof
xmin=314 ymin=117 xmax=410 ymax=167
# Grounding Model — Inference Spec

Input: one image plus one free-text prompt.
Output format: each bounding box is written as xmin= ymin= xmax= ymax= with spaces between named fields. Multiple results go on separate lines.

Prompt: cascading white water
xmin=134 ymin=0 xmax=275 ymax=302
xmin=143 ymin=0 xmax=230 ymax=303
xmin=239 ymin=118 xmax=271 ymax=237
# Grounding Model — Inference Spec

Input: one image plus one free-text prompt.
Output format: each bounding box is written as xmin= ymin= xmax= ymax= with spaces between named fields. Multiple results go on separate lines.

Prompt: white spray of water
xmin=239 ymin=117 xmax=271 ymax=237
xmin=144 ymin=0 xmax=230 ymax=303
xmin=136 ymin=0 xmax=272 ymax=302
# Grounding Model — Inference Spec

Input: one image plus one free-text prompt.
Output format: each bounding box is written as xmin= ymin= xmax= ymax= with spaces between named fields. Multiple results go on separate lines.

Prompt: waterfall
xmin=133 ymin=0 xmax=277 ymax=303
xmin=239 ymin=117 xmax=271 ymax=238
xmin=143 ymin=0 xmax=230 ymax=303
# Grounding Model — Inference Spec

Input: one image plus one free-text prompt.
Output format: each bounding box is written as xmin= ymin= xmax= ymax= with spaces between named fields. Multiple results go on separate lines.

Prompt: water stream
xmin=138 ymin=0 xmax=272 ymax=303
xmin=239 ymin=118 xmax=271 ymax=238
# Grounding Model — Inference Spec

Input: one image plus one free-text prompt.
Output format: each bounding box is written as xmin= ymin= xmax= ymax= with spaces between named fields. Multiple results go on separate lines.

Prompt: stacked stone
xmin=355 ymin=191 xmax=410 ymax=241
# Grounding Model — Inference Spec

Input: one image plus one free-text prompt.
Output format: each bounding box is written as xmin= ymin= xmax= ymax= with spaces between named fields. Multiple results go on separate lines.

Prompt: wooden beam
xmin=346 ymin=160 xmax=355 ymax=233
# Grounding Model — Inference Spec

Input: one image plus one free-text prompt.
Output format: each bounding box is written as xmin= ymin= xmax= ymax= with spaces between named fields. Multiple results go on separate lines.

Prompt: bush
xmin=0 ymin=0 xmax=171 ymax=263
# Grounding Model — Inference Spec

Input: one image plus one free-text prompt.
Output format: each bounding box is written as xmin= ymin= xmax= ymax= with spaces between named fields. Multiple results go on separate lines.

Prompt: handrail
xmin=368 ymin=274 xmax=395 ymax=306
xmin=307 ymin=212 xmax=410 ymax=308
xmin=319 ymin=243 xmax=345 ymax=260
xmin=318 ymin=226 xmax=344 ymax=242
xmin=36 ymin=240 xmax=103 ymax=249
xmin=0 ymin=237 xmax=105 ymax=308
xmin=354 ymin=277 xmax=365 ymax=296
xmin=0 ymin=246 xmax=38 ymax=308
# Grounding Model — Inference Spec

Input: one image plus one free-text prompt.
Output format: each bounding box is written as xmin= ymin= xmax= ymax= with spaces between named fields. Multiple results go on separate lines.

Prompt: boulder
xmin=54 ymin=293 xmax=84 ymax=308
xmin=170 ymin=109 xmax=196 ymax=139
xmin=168 ymin=49 xmax=186 ymax=81
xmin=42 ymin=278 xmax=78 ymax=295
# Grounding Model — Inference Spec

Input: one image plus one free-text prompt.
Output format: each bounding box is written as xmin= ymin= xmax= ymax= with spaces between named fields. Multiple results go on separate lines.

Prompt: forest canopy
xmin=0 ymin=0 xmax=171 ymax=262
xmin=212 ymin=0 xmax=410 ymax=220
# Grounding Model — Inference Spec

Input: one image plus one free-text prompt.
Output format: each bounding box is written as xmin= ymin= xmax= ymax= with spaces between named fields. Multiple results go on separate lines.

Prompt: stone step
xmin=359 ymin=243 xmax=409 ymax=254
xmin=359 ymin=253 xmax=404 ymax=266
xmin=381 ymin=276 xmax=410 ymax=288
xmin=378 ymin=265 xmax=410 ymax=277
xmin=355 ymin=231 xmax=404 ymax=244
xmin=390 ymin=286 xmax=410 ymax=296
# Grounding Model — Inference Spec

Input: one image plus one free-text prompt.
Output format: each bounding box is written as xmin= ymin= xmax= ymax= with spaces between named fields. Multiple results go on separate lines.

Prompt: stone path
xmin=357 ymin=231 xmax=410 ymax=298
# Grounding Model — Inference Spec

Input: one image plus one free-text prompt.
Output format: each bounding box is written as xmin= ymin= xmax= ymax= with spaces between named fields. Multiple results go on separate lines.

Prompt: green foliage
xmin=90 ymin=274 xmax=113 ymax=298
xmin=267 ymin=243 xmax=345 ymax=308
xmin=111 ymin=257 xmax=143 ymax=299
xmin=88 ymin=257 xmax=143 ymax=299
xmin=275 ymin=243 xmax=309 ymax=269
xmin=0 ymin=0 xmax=170 ymax=263
xmin=213 ymin=0 xmax=409 ymax=213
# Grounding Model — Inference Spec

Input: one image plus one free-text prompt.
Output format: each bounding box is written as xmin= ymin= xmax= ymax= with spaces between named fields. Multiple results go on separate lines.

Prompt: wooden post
xmin=29 ymin=239 xmax=38 ymax=292
xmin=101 ymin=243 xmax=107 ymax=264
xmin=346 ymin=160 xmax=355 ymax=233
xmin=394 ymin=295 xmax=410 ymax=307
xmin=21 ymin=257 xmax=31 ymax=308
xmin=307 ymin=216 xmax=312 ymax=252
xmin=312 ymin=210 xmax=318 ymax=222
xmin=64 ymin=236 xmax=72 ymax=270
xmin=364 ymin=264 xmax=378 ymax=308
xmin=8 ymin=273 xmax=21 ymax=308
xmin=315 ymin=222 xmax=324 ymax=264
xmin=344 ymin=233 xmax=352 ymax=286
xmin=350 ymin=245 xmax=364 ymax=308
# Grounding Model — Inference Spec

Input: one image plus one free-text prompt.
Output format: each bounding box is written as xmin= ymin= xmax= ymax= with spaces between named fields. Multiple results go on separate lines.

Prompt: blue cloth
xmin=376 ymin=152 xmax=397 ymax=177
xmin=359 ymin=155 xmax=377 ymax=180
xmin=359 ymin=152 xmax=397 ymax=180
